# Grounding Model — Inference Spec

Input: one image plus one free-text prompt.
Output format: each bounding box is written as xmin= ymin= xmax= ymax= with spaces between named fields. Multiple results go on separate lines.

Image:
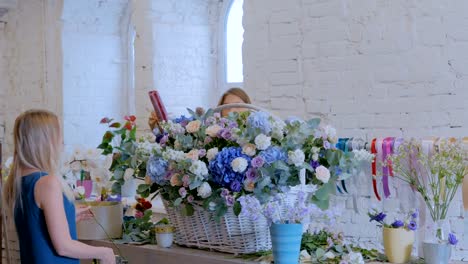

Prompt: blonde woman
xmin=2 ymin=110 xmax=115 ymax=264
xmin=217 ymin=87 xmax=252 ymax=117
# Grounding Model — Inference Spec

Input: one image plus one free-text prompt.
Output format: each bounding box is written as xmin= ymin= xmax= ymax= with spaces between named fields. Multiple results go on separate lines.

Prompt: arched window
xmin=222 ymin=0 xmax=244 ymax=90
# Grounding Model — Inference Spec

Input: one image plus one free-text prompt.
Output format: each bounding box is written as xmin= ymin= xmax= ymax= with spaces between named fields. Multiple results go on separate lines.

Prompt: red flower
xmin=124 ymin=122 xmax=133 ymax=130
xmin=100 ymin=117 xmax=111 ymax=124
xmin=124 ymin=115 xmax=136 ymax=122
xmin=142 ymin=201 xmax=152 ymax=210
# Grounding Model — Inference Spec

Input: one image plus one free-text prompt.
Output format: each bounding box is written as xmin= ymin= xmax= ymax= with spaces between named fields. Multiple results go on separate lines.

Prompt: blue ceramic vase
xmin=270 ymin=223 xmax=303 ymax=264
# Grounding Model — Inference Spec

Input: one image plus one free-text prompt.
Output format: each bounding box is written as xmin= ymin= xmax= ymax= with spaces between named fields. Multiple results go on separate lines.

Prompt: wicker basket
xmin=163 ymin=200 xmax=271 ymax=254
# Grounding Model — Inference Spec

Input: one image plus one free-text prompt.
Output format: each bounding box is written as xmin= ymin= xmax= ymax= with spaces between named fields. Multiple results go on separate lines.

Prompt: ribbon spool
xmin=371 ymin=138 xmax=381 ymax=201
xmin=382 ymin=137 xmax=395 ymax=199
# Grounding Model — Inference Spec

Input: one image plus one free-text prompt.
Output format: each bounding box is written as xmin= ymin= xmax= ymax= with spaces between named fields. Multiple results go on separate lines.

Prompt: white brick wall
xmin=62 ymin=0 xmax=128 ymax=151
xmin=243 ymin=0 xmax=468 ymax=259
xmin=0 ymin=0 xmax=62 ymax=157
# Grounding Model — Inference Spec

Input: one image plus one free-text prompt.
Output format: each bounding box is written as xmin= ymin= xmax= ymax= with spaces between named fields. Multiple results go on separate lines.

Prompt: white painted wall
xmin=62 ymin=0 xmax=128 ymax=150
xmin=243 ymin=0 xmax=468 ymax=259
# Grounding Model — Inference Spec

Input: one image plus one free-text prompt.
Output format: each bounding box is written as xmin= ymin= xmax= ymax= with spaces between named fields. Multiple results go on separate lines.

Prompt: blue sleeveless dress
xmin=14 ymin=172 xmax=79 ymax=264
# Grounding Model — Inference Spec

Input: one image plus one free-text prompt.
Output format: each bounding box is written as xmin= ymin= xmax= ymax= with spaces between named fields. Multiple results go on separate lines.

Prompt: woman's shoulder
xmin=35 ymin=174 xmax=62 ymax=192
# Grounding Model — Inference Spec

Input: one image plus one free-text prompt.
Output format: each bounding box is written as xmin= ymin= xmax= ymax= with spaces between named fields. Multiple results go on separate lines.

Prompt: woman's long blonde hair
xmin=3 ymin=110 xmax=73 ymax=214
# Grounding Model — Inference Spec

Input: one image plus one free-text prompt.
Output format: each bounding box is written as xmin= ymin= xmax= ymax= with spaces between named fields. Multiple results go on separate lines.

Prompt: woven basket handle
xmin=213 ymin=103 xmax=267 ymax=113
xmin=213 ymin=103 xmax=330 ymax=123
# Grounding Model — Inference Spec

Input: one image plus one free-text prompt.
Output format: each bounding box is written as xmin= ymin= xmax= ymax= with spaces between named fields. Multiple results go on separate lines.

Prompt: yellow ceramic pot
xmin=383 ymin=227 xmax=415 ymax=263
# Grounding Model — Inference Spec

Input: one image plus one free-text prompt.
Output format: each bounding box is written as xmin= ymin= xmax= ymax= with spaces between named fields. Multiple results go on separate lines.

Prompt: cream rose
xmin=205 ymin=124 xmax=222 ymax=137
xmin=315 ymin=165 xmax=331 ymax=183
xmin=186 ymin=120 xmax=202 ymax=133
xmin=242 ymin=143 xmax=257 ymax=156
xmin=186 ymin=149 xmax=199 ymax=161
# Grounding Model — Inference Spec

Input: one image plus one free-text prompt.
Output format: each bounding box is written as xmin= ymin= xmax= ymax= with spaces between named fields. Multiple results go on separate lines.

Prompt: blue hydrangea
xmin=173 ymin=115 xmax=194 ymax=126
xmin=209 ymin=147 xmax=251 ymax=191
xmin=247 ymin=111 xmax=271 ymax=134
xmin=259 ymin=146 xmax=287 ymax=165
xmin=146 ymin=156 xmax=168 ymax=185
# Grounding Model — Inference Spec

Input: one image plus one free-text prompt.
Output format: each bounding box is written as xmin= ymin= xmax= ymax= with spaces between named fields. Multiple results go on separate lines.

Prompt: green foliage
xmin=118 ymin=210 xmax=155 ymax=244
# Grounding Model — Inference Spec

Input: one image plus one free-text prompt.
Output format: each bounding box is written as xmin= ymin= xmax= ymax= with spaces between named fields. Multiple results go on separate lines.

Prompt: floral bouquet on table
xmin=390 ymin=139 xmax=466 ymax=243
xmin=98 ymin=116 xmax=154 ymax=195
xmin=137 ymin=108 xmax=356 ymax=219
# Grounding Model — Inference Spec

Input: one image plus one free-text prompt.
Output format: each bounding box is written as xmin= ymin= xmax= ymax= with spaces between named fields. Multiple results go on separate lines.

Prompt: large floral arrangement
xmin=137 ymin=109 xmax=355 ymax=217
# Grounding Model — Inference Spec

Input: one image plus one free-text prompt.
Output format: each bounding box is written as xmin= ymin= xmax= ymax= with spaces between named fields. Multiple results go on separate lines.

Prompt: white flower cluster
xmin=254 ymin=134 xmax=271 ymax=150
xmin=197 ymin=182 xmax=212 ymax=198
xmin=311 ymin=147 xmax=320 ymax=161
xmin=190 ymin=160 xmax=208 ymax=179
xmin=137 ymin=141 xmax=161 ymax=157
xmin=352 ymin=149 xmax=375 ymax=162
xmin=288 ymin=149 xmax=305 ymax=167
xmin=231 ymin=157 xmax=248 ymax=173
xmin=271 ymin=117 xmax=286 ymax=140
xmin=163 ymin=149 xmax=186 ymax=162
xmin=166 ymin=120 xmax=185 ymax=135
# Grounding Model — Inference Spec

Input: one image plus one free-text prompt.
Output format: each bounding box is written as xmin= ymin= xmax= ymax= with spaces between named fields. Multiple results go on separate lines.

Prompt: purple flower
xmin=369 ymin=212 xmax=386 ymax=223
xmin=323 ymin=141 xmax=331 ymax=150
xmin=251 ymin=156 xmax=265 ymax=168
xmin=310 ymin=160 xmax=320 ymax=169
xmin=198 ymin=149 xmax=206 ymax=158
xmin=179 ymin=188 xmax=187 ymax=198
xmin=408 ymin=221 xmax=417 ymax=231
xmin=327 ymin=237 xmax=334 ymax=248
xmin=391 ymin=220 xmax=404 ymax=228
xmin=205 ymin=116 xmax=216 ymax=125
xmin=246 ymin=168 xmax=258 ymax=180
xmin=225 ymin=195 xmax=235 ymax=207
xmin=219 ymin=128 xmax=233 ymax=140
xmin=448 ymin=233 xmax=458 ymax=246
xmin=228 ymin=121 xmax=238 ymax=128
xmin=204 ymin=137 xmax=213 ymax=144
xmin=187 ymin=195 xmax=194 ymax=203
xmin=221 ymin=188 xmax=230 ymax=197
xmin=411 ymin=209 xmax=419 ymax=219
xmin=230 ymin=181 xmax=242 ymax=192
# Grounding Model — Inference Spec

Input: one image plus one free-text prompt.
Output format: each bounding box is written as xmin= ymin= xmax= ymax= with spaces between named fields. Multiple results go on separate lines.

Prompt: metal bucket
xmin=422 ymin=242 xmax=451 ymax=264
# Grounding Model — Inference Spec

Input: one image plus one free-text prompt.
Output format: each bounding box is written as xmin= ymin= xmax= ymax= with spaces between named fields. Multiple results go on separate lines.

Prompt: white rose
xmin=231 ymin=157 xmax=248 ymax=173
xmin=186 ymin=120 xmax=201 ymax=133
xmin=186 ymin=149 xmax=199 ymax=161
xmin=288 ymin=149 xmax=305 ymax=167
xmin=197 ymin=182 xmax=212 ymax=198
xmin=254 ymin=134 xmax=271 ymax=150
xmin=124 ymin=168 xmax=134 ymax=181
xmin=207 ymin=147 xmax=219 ymax=161
xmin=205 ymin=124 xmax=222 ymax=137
xmin=242 ymin=143 xmax=257 ymax=156
xmin=315 ymin=165 xmax=330 ymax=183
xmin=343 ymin=252 xmax=365 ymax=264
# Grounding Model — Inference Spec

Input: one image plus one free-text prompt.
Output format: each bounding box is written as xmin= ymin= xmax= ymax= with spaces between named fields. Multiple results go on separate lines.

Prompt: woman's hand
xmin=100 ymin=247 xmax=116 ymax=264
xmin=76 ymin=204 xmax=93 ymax=222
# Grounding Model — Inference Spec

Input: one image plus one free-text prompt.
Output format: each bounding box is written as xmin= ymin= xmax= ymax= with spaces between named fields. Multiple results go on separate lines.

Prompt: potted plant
xmin=238 ymin=190 xmax=312 ymax=264
xmin=154 ymin=218 xmax=174 ymax=248
xmin=98 ymin=116 xmax=149 ymax=197
xmin=391 ymin=139 xmax=467 ymax=264
xmin=368 ymin=209 xmax=418 ymax=263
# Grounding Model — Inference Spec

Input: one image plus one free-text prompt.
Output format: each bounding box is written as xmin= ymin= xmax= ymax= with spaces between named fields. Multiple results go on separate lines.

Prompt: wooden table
xmin=81 ymin=240 xmax=467 ymax=264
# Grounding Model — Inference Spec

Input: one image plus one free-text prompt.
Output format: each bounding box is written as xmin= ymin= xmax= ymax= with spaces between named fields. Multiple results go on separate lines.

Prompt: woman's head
xmin=217 ymin=88 xmax=252 ymax=116
xmin=3 ymin=110 xmax=64 ymax=210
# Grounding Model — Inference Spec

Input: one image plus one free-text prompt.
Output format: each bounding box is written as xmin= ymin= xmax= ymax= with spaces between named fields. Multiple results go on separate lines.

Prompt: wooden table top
xmin=80 ymin=240 xmax=467 ymax=264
